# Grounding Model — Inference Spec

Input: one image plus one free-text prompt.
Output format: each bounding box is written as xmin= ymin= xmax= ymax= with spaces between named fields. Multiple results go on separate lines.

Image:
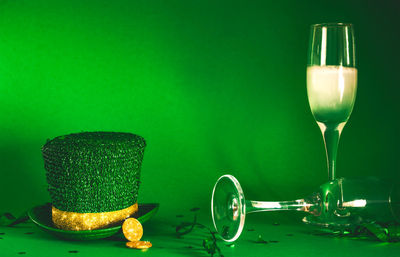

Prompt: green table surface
xmin=1 ymin=210 xmax=399 ymax=257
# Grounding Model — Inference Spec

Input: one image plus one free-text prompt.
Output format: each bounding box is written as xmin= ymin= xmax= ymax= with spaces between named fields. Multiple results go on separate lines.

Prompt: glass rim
xmin=211 ymin=174 xmax=246 ymax=242
xmin=311 ymin=22 xmax=353 ymax=28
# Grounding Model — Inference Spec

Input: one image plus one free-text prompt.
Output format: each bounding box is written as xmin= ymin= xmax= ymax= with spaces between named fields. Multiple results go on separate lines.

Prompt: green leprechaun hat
xmin=42 ymin=132 xmax=146 ymax=230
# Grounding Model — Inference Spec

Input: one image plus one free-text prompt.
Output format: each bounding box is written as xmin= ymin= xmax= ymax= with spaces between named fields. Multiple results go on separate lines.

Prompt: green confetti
xmin=388 ymin=225 xmax=400 ymax=242
xmin=362 ymin=223 xmax=388 ymax=242
xmin=0 ymin=213 xmax=15 ymax=226
xmin=176 ymin=215 xmax=197 ymax=237
xmin=315 ymin=222 xmax=400 ymax=242
xmin=203 ymin=237 xmax=217 ymax=256
xmin=256 ymin=235 xmax=268 ymax=244
xmin=175 ymin=212 xmax=224 ymax=257
xmin=0 ymin=212 xmax=28 ymax=227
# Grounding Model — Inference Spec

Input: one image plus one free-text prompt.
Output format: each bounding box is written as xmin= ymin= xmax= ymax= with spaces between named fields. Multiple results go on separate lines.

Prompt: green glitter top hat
xmin=42 ymin=132 xmax=146 ymax=213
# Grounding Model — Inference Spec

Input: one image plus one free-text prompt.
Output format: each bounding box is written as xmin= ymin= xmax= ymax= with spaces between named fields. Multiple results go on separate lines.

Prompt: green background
xmin=1 ymin=0 xmax=399 ymax=219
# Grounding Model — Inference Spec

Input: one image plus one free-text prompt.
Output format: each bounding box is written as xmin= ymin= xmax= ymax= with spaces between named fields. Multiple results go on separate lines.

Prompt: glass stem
xmin=318 ymin=122 xmax=345 ymax=181
xmin=245 ymin=199 xmax=313 ymax=214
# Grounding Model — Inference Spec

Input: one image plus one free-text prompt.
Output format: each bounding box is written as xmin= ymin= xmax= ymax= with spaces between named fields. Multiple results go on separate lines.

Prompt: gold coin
xmin=122 ymin=218 xmax=143 ymax=242
xmin=126 ymin=241 xmax=152 ymax=249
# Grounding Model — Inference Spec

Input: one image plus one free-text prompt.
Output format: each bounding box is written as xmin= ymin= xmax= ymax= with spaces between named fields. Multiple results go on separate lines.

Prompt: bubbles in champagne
xmin=307 ymin=66 xmax=357 ymax=124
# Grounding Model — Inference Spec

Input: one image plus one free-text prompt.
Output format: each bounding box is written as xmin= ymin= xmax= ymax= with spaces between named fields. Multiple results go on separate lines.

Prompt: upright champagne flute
xmin=307 ymin=23 xmax=357 ymax=181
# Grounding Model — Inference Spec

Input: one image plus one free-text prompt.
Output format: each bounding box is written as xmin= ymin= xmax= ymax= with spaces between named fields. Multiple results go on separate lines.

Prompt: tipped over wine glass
xmin=211 ymin=175 xmax=400 ymax=242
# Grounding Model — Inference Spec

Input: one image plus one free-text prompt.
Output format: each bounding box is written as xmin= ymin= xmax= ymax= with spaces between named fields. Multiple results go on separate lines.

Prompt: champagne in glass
xmin=307 ymin=23 xmax=357 ymax=181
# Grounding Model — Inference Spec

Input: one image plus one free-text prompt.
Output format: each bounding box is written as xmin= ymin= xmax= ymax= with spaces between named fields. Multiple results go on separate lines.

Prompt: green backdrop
xmin=0 ymin=0 xmax=399 ymax=218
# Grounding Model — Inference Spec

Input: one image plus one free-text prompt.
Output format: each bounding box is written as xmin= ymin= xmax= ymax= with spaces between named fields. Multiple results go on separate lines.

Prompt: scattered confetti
xmin=203 ymin=236 xmax=221 ymax=256
xmin=0 ymin=212 xmax=26 ymax=226
xmin=256 ymin=235 xmax=268 ymax=244
xmin=175 ymin=212 xmax=223 ymax=257
xmin=3 ymin=213 xmax=15 ymax=220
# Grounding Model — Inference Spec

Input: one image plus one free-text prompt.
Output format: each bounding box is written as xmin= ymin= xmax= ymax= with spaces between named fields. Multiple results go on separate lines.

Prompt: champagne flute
xmin=211 ymin=174 xmax=400 ymax=242
xmin=307 ymin=23 xmax=357 ymax=181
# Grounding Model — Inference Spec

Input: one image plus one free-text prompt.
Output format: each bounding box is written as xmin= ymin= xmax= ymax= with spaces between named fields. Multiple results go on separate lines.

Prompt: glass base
xmin=211 ymin=175 xmax=246 ymax=242
xmin=302 ymin=215 xmax=362 ymax=232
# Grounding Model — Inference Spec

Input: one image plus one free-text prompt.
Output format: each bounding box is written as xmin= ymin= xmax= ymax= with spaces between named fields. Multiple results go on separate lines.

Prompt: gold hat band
xmin=52 ymin=203 xmax=138 ymax=231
